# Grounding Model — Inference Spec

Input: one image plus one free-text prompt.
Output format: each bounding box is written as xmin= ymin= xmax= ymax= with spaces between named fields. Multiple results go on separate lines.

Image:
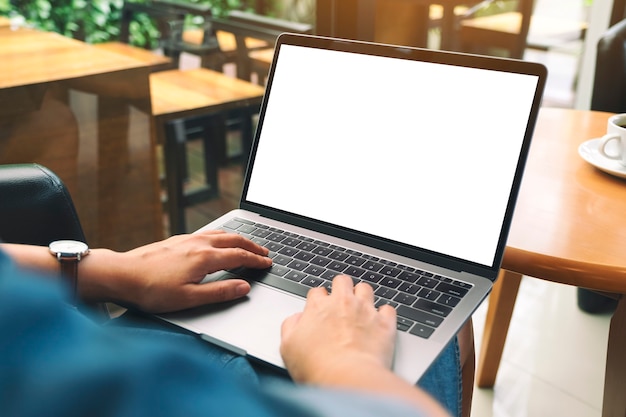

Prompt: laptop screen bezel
xmin=239 ymin=33 xmax=547 ymax=280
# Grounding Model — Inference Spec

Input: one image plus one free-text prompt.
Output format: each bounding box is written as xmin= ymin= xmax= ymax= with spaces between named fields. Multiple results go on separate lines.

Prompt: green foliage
xmin=2 ymin=0 xmax=275 ymax=45
xmin=0 ymin=0 xmax=11 ymax=13
xmin=6 ymin=0 xmax=125 ymax=43
xmin=127 ymin=9 xmax=161 ymax=48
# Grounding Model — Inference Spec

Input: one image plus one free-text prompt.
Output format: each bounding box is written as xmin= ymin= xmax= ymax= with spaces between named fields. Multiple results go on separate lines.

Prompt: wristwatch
xmin=49 ymin=240 xmax=90 ymax=300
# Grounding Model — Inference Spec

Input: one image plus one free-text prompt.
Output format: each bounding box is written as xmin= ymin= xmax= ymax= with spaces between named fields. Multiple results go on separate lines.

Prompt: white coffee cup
xmin=600 ymin=114 xmax=626 ymax=166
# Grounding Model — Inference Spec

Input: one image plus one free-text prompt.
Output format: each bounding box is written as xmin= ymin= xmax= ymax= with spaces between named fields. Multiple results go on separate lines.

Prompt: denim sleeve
xmin=0 ymin=251 xmax=430 ymax=417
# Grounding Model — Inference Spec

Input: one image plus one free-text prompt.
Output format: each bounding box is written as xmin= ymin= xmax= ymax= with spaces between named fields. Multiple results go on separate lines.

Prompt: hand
xmin=84 ymin=230 xmax=272 ymax=313
xmin=280 ymin=275 xmax=397 ymax=384
xmin=280 ymin=276 xmax=452 ymax=416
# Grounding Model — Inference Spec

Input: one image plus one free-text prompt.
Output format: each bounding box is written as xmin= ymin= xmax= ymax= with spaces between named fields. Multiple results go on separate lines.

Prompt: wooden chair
xmin=96 ymin=42 xmax=265 ymax=236
xmin=456 ymin=0 xmax=535 ymax=59
xmin=181 ymin=26 xmax=270 ymax=73
xmin=427 ymin=2 xmax=484 ymax=49
xmin=115 ymin=1 xmax=290 ymax=75
xmin=457 ymin=0 xmax=587 ymax=59
xmin=248 ymin=48 xmax=274 ymax=82
xmin=95 ymin=3 xmax=267 ymax=235
xmin=116 ymin=0 xmax=223 ymax=70
xmin=150 ymin=68 xmax=265 ymax=235
xmin=525 ymin=15 xmax=587 ymax=52
xmin=590 ymin=18 xmax=626 ymax=114
xmin=428 ymin=3 xmax=478 ymax=32
xmin=209 ymin=10 xmax=313 ymax=83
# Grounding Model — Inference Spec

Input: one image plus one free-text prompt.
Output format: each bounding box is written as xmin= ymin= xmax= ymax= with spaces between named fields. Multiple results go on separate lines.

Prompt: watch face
xmin=49 ymin=240 xmax=89 ymax=258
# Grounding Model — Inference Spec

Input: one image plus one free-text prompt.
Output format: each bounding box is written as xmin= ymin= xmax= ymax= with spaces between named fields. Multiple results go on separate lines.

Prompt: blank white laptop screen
xmin=246 ymin=44 xmax=539 ymax=267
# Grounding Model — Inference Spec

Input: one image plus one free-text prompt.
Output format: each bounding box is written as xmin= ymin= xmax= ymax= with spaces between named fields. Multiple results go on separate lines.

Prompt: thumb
xmin=281 ymin=312 xmax=302 ymax=340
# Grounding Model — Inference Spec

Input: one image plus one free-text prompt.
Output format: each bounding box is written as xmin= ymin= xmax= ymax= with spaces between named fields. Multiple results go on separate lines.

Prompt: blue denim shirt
xmin=0 ymin=250 xmax=448 ymax=417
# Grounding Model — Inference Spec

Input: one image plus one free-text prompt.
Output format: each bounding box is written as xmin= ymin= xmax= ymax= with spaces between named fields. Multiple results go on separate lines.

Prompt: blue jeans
xmin=108 ymin=312 xmax=462 ymax=417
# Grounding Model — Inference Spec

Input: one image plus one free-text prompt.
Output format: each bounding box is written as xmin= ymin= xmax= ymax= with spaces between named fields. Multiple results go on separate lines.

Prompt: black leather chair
xmin=578 ymin=19 xmax=626 ymax=313
xmin=0 ymin=163 xmax=87 ymax=246
xmin=0 ymin=163 xmax=108 ymax=318
xmin=590 ymin=18 xmax=626 ymax=113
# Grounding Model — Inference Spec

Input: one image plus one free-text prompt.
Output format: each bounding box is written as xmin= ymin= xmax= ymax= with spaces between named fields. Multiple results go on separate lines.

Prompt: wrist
xmin=76 ymin=249 xmax=139 ymax=305
xmin=297 ymin=356 xmax=450 ymax=416
xmin=296 ymin=354 xmax=388 ymax=387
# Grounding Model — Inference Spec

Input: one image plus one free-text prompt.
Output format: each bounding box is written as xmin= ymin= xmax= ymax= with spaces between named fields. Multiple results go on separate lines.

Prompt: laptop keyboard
xmin=220 ymin=218 xmax=473 ymax=339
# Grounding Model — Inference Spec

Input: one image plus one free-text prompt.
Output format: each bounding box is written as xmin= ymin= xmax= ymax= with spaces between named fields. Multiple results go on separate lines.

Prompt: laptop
xmin=159 ymin=33 xmax=547 ymax=383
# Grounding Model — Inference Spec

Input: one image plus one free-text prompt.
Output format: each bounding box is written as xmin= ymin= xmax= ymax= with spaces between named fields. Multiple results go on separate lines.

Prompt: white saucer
xmin=578 ymin=138 xmax=626 ymax=179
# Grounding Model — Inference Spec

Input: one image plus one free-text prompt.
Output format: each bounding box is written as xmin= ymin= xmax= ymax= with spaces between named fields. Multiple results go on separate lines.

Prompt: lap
xmin=109 ymin=311 xmax=461 ymax=416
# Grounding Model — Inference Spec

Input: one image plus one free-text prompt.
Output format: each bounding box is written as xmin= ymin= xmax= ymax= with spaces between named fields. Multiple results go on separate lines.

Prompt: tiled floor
xmin=470 ymin=279 xmax=612 ymax=417
xmin=174 ymin=2 xmax=613 ymax=415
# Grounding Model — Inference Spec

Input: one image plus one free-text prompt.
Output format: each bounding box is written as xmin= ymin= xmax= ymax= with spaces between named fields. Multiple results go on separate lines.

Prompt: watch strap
xmin=49 ymin=240 xmax=88 ymax=304
xmin=59 ymin=258 xmax=79 ymax=301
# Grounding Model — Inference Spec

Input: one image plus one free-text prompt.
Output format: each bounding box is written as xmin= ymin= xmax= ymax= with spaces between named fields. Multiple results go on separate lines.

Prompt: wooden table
xmin=478 ymin=107 xmax=626 ymax=417
xmin=0 ymin=27 xmax=163 ymax=250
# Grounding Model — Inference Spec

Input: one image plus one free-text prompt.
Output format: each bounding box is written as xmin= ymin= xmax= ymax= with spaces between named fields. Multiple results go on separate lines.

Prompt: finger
xmin=207 ymin=233 xmax=269 ymax=256
xmin=354 ymin=281 xmax=375 ymax=302
xmin=211 ymin=247 xmax=272 ymax=272
xmin=180 ymin=244 xmax=271 ymax=279
xmin=186 ymin=279 xmax=251 ymax=306
xmin=281 ymin=311 xmax=302 ymax=339
xmin=306 ymin=286 xmax=328 ymax=301
xmin=329 ymin=274 xmax=354 ymax=295
xmin=377 ymin=303 xmax=397 ymax=323
xmin=194 ymin=229 xmax=226 ymax=237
